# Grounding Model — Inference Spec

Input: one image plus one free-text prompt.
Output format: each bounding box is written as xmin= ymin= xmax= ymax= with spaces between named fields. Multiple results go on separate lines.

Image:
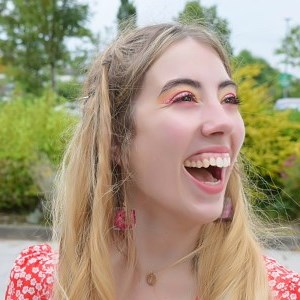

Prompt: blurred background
xmin=0 ymin=0 xmax=299 ymax=229
xmin=0 ymin=0 xmax=299 ymax=295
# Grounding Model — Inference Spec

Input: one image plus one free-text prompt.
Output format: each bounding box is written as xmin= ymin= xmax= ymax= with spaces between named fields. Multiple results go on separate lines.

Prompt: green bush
xmin=56 ymin=80 xmax=82 ymax=102
xmin=288 ymin=109 xmax=300 ymax=123
xmin=0 ymin=159 xmax=39 ymax=212
xmin=0 ymin=93 xmax=77 ymax=212
xmin=234 ymin=64 xmax=300 ymax=220
xmin=280 ymin=154 xmax=300 ymax=221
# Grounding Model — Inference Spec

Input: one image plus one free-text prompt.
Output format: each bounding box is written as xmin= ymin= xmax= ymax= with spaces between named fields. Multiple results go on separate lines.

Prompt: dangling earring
xmin=220 ymin=196 xmax=233 ymax=221
xmin=113 ymin=207 xmax=136 ymax=230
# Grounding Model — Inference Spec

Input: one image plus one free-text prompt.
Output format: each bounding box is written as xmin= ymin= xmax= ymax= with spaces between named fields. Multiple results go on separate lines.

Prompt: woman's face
xmin=127 ymin=37 xmax=245 ymax=225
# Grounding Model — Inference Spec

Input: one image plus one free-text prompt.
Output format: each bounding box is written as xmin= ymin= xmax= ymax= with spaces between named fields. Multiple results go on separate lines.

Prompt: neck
xmin=132 ymin=203 xmax=201 ymax=274
xmin=112 ymin=197 xmax=201 ymax=299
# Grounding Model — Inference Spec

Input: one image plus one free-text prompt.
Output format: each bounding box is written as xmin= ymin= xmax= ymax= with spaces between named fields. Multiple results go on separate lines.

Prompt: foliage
xmin=0 ymin=0 xmax=92 ymax=93
xmin=288 ymin=77 xmax=300 ymax=98
xmin=234 ymin=50 xmax=282 ymax=101
xmin=276 ymin=25 xmax=300 ymax=67
xmin=0 ymin=159 xmax=39 ymax=212
xmin=275 ymin=24 xmax=300 ymax=98
xmin=56 ymin=80 xmax=82 ymax=102
xmin=288 ymin=109 xmax=300 ymax=122
xmin=234 ymin=64 xmax=300 ymax=220
xmin=117 ymin=0 xmax=137 ymax=32
xmin=279 ymin=110 xmax=300 ymax=219
xmin=177 ymin=1 xmax=232 ymax=54
xmin=0 ymin=93 xmax=78 ymax=211
xmin=281 ymin=155 xmax=300 ymax=219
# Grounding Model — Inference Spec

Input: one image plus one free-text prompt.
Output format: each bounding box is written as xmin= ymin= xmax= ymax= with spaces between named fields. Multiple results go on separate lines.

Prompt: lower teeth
xmin=203 ymin=180 xmax=220 ymax=185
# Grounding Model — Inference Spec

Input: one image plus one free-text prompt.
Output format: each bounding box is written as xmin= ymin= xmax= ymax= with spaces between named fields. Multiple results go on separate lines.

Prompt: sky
xmin=85 ymin=0 xmax=300 ymax=77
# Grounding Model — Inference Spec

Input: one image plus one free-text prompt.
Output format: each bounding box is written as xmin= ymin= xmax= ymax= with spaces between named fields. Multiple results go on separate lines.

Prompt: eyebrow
xmin=219 ymin=80 xmax=237 ymax=90
xmin=159 ymin=78 xmax=237 ymax=95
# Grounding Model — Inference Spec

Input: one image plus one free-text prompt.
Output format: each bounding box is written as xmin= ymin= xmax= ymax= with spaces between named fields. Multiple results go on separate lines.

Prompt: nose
xmin=200 ymin=102 xmax=235 ymax=137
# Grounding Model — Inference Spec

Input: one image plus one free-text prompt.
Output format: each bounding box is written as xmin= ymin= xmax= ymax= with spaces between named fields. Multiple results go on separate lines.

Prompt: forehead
xmin=141 ymin=37 xmax=229 ymax=92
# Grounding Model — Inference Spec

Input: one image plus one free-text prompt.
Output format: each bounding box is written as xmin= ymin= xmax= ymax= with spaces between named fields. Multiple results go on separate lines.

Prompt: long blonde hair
xmin=52 ymin=23 xmax=271 ymax=299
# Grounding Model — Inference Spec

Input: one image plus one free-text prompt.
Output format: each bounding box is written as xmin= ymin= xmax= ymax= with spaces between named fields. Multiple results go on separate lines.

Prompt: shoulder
xmin=5 ymin=244 xmax=58 ymax=300
xmin=264 ymin=256 xmax=300 ymax=299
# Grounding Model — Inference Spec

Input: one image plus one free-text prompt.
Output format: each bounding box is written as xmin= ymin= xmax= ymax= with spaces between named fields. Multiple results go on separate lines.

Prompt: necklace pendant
xmin=146 ymin=272 xmax=157 ymax=286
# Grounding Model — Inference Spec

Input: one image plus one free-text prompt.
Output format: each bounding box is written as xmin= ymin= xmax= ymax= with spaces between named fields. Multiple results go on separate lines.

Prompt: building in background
xmin=275 ymin=98 xmax=300 ymax=111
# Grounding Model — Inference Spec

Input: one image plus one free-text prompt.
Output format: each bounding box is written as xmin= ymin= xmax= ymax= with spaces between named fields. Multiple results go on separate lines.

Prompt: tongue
xmin=186 ymin=167 xmax=215 ymax=182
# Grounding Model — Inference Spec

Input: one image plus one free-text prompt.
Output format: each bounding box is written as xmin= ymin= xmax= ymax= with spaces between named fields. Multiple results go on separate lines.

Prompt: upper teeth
xmin=184 ymin=156 xmax=231 ymax=168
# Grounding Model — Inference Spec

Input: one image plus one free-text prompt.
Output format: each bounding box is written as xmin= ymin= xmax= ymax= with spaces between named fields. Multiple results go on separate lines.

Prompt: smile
xmin=183 ymin=153 xmax=231 ymax=194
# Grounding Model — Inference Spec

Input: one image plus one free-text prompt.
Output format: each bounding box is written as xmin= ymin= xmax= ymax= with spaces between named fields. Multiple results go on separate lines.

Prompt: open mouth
xmin=183 ymin=155 xmax=230 ymax=185
xmin=185 ymin=165 xmax=222 ymax=183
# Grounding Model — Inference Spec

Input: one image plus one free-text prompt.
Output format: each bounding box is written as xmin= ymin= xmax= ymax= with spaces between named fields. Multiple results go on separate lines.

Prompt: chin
xmin=183 ymin=205 xmax=224 ymax=226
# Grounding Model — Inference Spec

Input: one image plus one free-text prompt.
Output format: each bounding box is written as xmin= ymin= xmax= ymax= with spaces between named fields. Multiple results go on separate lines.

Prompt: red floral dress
xmin=5 ymin=244 xmax=300 ymax=299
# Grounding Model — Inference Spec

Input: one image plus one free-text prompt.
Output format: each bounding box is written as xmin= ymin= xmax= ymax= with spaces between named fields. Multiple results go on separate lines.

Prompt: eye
xmin=221 ymin=94 xmax=241 ymax=105
xmin=170 ymin=91 xmax=197 ymax=104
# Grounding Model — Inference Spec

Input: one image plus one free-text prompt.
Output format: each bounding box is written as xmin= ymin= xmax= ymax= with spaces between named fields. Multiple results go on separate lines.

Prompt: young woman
xmin=6 ymin=23 xmax=300 ymax=300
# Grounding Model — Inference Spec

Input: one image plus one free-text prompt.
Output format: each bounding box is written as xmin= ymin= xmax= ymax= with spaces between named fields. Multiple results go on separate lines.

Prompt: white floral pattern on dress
xmin=265 ymin=256 xmax=300 ymax=299
xmin=5 ymin=244 xmax=58 ymax=300
xmin=5 ymin=245 xmax=300 ymax=299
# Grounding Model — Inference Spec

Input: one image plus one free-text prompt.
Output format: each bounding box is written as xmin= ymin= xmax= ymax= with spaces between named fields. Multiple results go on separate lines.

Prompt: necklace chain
xmin=114 ymin=242 xmax=196 ymax=288
xmin=144 ymin=252 xmax=195 ymax=286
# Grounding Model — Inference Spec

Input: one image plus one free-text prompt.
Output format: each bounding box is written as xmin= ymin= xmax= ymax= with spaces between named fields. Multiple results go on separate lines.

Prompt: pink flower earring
xmin=220 ymin=197 xmax=234 ymax=221
xmin=113 ymin=207 xmax=136 ymax=230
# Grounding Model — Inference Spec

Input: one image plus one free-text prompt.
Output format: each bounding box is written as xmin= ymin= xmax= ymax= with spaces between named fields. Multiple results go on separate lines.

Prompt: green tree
xmin=177 ymin=1 xmax=232 ymax=53
xmin=0 ymin=0 xmax=92 ymax=93
xmin=234 ymin=50 xmax=281 ymax=101
xmin=275 ymin=25 xmax=300 ymax=98
xmin=276 ymin=25 xmax=300 ymax=67
xmin=117 ymin=0 xmax=137 ymax=32
xmin=288 ymin=77 xmax=300 ymax=97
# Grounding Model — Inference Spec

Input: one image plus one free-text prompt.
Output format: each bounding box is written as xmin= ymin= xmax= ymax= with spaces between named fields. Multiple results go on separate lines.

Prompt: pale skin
xmin=112 ymin=38 xmax=245 ymax=300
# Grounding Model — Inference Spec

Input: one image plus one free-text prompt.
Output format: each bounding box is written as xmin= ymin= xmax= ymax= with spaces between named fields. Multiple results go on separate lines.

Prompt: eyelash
xmin=221 ymin=95 xmax=241 ymax=105
xmin=171 ymin=92 xmax=197 ymax=103
xmin=170 ymin=92 xmax=241 ymax=105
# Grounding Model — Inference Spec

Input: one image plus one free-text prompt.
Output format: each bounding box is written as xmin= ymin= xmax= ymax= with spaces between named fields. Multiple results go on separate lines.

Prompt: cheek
xmin=129 ymin=113 xmax=193 ymax=179
xmin=160 ymin=116 xmax=191 ymax=142
xmin=129 ymin=114 xmax=191 ymax=196
xmin=237 ymin=116 xmax=245 ymax=143
xmin=233 ymin=115 xmax=245 ymax=155
xmin=137 ymin=111 xmax=194 ymax=151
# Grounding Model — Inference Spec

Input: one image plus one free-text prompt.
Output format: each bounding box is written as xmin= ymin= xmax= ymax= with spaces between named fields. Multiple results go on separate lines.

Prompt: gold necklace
xmin=144 ymin=253 xmax=194 ymax=286
xmin=147 ymin=266 xmax=199 ymax=300
xmin=114 ymin=241 xmax=196 ymax=287
xmin=146 ymin=272 xmax=157 ymax=286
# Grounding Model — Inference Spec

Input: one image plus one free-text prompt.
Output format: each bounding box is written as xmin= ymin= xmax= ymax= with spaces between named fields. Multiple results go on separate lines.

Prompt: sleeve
xmin=5 ymin=244 xmax=57 ymax=300
xmin=265 ymin=256 xmax=300 ymax=300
